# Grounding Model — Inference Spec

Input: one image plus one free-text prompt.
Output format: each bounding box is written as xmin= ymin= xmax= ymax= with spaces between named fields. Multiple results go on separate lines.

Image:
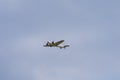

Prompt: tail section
xmin=58 ymin=45 xmax=70 ymax=49
xmin=63 ymin=45 xmax=70 ymax=49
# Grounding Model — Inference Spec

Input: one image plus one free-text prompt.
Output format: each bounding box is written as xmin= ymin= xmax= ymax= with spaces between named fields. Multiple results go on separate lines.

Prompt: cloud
xmin=1 ymin=0 xmax=120 ymax=80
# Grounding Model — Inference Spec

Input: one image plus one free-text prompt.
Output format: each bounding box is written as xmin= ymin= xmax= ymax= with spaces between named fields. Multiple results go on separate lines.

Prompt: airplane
xmin=43 ymin=40 xmax=70 ymax=49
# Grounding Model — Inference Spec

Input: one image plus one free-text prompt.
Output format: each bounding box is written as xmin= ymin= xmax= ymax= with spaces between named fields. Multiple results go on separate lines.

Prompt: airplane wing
xmin=54 ymin=40 xmax=64 ymax=46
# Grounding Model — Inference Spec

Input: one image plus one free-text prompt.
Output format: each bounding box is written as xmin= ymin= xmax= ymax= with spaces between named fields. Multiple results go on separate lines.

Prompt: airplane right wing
xmin=54 ymin=40 xmax=64 ymax=46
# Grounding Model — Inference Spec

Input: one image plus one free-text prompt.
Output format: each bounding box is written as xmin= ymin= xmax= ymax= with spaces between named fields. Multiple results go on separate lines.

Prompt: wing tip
xmin=61 ymin=40 xmax=64 ymax=42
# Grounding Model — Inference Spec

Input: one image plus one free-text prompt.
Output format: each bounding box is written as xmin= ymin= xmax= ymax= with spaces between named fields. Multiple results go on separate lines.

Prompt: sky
xmin=0 ymin=0 xmax=120 ymax=80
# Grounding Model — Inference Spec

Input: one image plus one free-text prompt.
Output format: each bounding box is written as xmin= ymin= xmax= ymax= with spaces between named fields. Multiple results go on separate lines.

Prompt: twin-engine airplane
xmin=43 ymin=40 xmax=70 ymax=49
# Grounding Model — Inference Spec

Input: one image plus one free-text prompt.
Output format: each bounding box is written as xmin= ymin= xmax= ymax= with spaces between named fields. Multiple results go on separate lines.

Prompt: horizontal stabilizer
xmin=58 ymin=45 xmax=70 ymax=49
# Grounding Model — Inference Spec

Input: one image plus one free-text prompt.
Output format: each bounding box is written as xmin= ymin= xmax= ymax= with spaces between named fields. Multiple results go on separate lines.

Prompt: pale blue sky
xmin=0 ymin=0 xmax=120 ymax=80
